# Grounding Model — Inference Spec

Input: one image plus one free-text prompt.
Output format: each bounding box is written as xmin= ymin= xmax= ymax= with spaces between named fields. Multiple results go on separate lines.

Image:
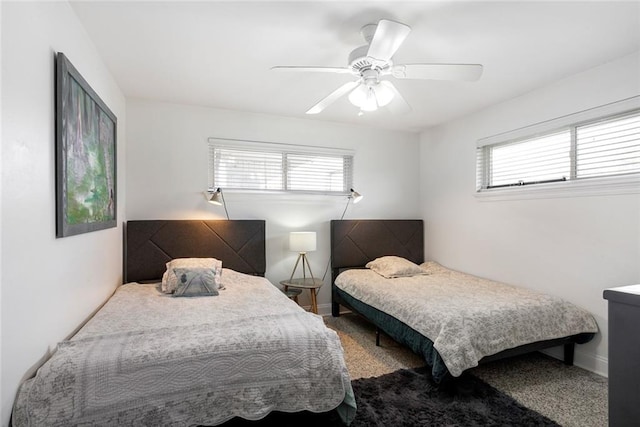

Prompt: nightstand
xmin=280 ymin=278 xmax=323 ymax=314
xmin=603 ymin=285 xmax=640 ymax=426
xmin=283 ymin=287 xmax=302 ymax=302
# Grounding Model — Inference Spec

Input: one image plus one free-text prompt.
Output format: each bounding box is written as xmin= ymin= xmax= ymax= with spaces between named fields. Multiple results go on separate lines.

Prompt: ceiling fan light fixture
xmin=348 ymin=84 xmax=374 ymax=110
xmin=374 ymin=81 xmax=395 ymax=107
xmin=348 ymin=82 xmax=394 ymax=112
xmin=362 ymin=87 xmax=379 ymax=111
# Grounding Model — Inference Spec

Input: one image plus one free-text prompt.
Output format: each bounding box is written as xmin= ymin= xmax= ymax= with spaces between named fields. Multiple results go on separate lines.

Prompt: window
xmin=482 ymin=131 xmax=572 ymax=189
xmin=208 ymin=138 xmax=354 ymax=195
xmin=576 ymin=113 xmax=640 ymax=178
xmin=476 ymin=100 xmax=640 ymax=194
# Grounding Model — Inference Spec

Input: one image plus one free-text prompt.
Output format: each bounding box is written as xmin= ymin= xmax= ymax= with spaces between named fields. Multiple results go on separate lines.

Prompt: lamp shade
xmin=208 ymin=189 xmax=223 ymax=205
xmin=350 ymin=188 xmax=363 ymax=204
xmin=348 ymin=84 xmax=377 ymax=111
xmin=289 ymin=231 xmax=316 ymax=253
xmin=375 ymin=81 xmax=395 ymax=107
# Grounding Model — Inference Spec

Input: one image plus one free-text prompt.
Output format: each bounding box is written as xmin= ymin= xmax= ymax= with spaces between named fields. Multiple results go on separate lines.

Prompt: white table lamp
xmin=289 ymin=231 xmax=316 ymax=281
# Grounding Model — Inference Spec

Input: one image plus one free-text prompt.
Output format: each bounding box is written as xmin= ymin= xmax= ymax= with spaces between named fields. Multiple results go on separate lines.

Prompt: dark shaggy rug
xmin=222 ymin=367 xmax=559 ymax=426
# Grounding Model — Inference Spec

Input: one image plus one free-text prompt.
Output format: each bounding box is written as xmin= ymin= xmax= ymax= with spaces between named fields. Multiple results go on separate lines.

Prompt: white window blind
xmin=208 ymin=138 xmax=354 ymax=195
xmin=576 ymin=113 xmax=640 ymax=178
xmin=212 ymin=148 xmax=283 ymax=191
xmin=286 ymin=153 xmax=351 ymax=192
xmin=484 ymin=131 xmax=572 ymax=188
xmin=476 ymin=102 xmax=640 ymax=192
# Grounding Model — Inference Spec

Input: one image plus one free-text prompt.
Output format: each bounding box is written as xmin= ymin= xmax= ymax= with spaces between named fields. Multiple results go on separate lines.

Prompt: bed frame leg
xmin=332 ymin=302 xmax=340 ymax=317
xmin=564 ymin=342 xmax=575 ymax=365
xmin=375 ymin=328 xmax=381 ymax=347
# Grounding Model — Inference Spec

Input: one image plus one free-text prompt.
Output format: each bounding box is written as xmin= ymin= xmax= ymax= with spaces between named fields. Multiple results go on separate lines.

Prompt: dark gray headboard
xmin=124 ymin=220 xmax=266 ymax=283
xmin=330 ymin=220 xmax=424 ymax=271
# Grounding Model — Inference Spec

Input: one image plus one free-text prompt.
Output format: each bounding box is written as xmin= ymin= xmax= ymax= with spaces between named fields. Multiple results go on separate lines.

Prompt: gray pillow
xmin=172 ymin=268 xmax=219 ymax=297
xmin=161 ymin=257 xmax=223 ymax=294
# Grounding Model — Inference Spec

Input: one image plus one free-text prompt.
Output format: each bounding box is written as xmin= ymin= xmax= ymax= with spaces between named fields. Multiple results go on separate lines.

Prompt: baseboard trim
xmin=540 ymin=347 xmax=608 ymax=378
xmin=307 ymin=303 xmax=350 ymax=317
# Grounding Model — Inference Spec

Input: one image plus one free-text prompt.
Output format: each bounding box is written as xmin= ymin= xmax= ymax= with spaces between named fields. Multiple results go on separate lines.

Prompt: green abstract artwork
xmin=66 ymin=78 xmax=115 ymax=224
xmin=56 ymin=53 xmax=117 ymax=237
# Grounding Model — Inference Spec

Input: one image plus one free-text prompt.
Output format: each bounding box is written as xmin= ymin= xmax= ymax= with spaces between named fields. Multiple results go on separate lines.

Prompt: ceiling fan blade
xmin=367 ymin=19 xmax=411 ymax=61
xmin=392 ymin=63 xmax=483 ymax=81
xmin=380 ymin=81 xmax=412 ymax=114
xmin=271 ymin=66 xmax=351 ymax=74
xmin=306 ymin=81 xmax=360 ymax=114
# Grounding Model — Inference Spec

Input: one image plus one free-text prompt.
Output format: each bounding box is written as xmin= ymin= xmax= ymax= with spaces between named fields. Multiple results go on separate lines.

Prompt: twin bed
xmin=330 ymin=219 xmax=598 ymax=382
xmin=13 ymin=218 xmax=599 ymax=425
xmin=13 ymin=220 xmax=355 ymax=426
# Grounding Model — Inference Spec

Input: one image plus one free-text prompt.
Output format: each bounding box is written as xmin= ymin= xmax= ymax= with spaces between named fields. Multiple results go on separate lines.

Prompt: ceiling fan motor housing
xmin=349 ymin=45 xmax=372 ymax=71
xmin=348 ymin=44 xmax=391 ymax=75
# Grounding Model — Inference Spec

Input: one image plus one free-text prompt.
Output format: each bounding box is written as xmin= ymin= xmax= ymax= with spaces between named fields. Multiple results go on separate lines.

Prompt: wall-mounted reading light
xmin=349 ymin=188 xmax=363 ymax=204
xmin=338 ymin=188 xmax=363 ymax=220
xmin=321 ymin=188 xmax=364 ymax=282
xmin=207 ymin=187 xmax=229 ymax=220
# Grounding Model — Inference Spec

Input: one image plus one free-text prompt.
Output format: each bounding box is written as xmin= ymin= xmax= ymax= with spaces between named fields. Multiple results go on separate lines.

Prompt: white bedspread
xmin=335 ymin=262 xmax=598 ymax=377
xmin=14 ymin=269 xmax=355 ymax=426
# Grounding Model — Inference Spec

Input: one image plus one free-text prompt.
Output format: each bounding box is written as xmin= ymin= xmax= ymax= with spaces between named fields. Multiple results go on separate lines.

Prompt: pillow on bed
xmin=366 ymin=256 xmax=427 ymax=279
xmin=419 ymin=261 xmax=448 ymax=275
xmin=162 ymin=258 xmax=223 ymax=293
xmin=172 ymin=268 xmax=219 ymax=297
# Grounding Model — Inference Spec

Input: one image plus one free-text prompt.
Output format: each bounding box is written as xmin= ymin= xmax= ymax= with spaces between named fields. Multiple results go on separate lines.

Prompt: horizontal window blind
xmin=208 ymin=138 xmax=354 ymax=195
xmin=213 ymin=147 xmax=283 ymax=190
xmin=286 ymin=153 xmax=351 ymax=192
xmin=576 ymin=112 xmax=640 ymax=178
xmin=477 ymin=105 xmax=640 ymax=192
xmin=488 ymin=131 xmax=571 ymax=188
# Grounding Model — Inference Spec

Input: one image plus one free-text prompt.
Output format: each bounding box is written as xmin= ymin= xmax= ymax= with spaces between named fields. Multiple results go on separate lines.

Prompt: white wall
xmin=419 ymin=51 xmax=640 ymax=376
xmin=126 ymin=100 xmax=421 ymax=310
xmin=1 ymin=2 xmax=126 ymax=425
xmin=0 ymin=0 xmax=3 ymax=416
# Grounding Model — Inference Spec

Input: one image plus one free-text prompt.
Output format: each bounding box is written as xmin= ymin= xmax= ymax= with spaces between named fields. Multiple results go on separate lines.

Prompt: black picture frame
xmin=55 ymin=52 xmax=117 ymax=237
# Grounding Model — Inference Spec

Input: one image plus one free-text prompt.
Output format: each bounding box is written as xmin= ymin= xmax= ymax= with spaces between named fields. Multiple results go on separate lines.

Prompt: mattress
xmin=335 ymin=261 xmax=598 ymax=378
xmin=13 ymin=269 xmax=355 ymax=426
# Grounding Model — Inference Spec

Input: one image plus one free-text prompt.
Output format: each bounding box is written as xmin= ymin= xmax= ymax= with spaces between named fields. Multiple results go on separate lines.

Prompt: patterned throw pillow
xmin=161 ymin=258 xmax=223 ymax=293
xmin=366 ymin=256 xmax=428 ymax=279
xmin=172 ymin=268 xmax=218 ymax=297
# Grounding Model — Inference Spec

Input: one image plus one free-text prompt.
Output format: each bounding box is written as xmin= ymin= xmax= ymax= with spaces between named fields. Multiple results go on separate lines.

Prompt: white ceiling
xmin=70 ymin=1 xmax=640 ymax=133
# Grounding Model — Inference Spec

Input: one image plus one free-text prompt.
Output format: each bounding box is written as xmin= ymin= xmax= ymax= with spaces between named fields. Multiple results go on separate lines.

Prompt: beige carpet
xmin=325 ymin=313 xmax=608 ymax=427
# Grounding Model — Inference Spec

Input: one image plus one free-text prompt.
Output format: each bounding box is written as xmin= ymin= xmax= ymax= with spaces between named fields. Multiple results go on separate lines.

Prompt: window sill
xmin=203 ymin=190 xmax=350 ymax=204
xmin=475 ymin=175 xmax=640 ymax=201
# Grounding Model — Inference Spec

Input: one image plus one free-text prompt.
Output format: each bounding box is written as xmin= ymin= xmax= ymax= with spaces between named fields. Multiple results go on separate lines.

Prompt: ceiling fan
xmin=272 ymin=19 xmax=483 ymax=115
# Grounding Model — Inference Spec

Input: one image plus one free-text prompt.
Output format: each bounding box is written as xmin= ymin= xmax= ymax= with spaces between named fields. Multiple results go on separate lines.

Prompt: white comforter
xmin=14 ymin=269 xmax=355 ymax=426
xmin=335 ymin=262 xmax=598 ymax=377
